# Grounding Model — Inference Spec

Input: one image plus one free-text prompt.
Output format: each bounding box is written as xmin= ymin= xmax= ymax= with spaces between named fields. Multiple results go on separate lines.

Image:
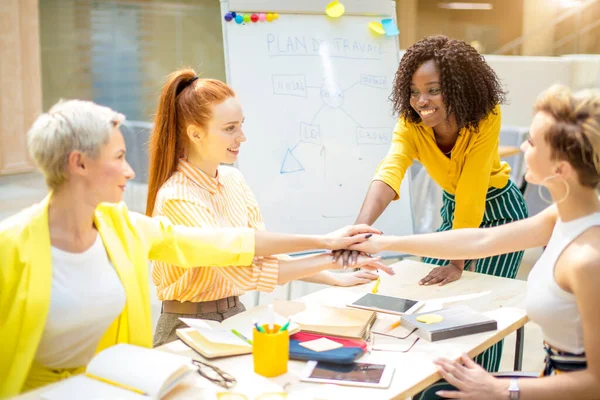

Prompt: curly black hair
xmin=391 ymin=35 xmax=506 ymax=133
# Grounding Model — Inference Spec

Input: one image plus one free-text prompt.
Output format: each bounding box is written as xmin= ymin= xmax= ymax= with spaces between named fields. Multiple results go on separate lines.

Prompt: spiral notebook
xmin=175 ymin=308 xmax=300 ymax=359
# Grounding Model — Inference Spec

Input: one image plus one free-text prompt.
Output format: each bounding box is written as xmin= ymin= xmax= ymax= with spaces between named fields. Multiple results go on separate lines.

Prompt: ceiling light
xmin=438 ymin=2 xmax=493 ymax=10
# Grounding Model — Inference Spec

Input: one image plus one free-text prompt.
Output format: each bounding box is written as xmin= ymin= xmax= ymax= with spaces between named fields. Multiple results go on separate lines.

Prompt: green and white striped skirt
xmin=422 ymin=179 xmax=528 ymax=373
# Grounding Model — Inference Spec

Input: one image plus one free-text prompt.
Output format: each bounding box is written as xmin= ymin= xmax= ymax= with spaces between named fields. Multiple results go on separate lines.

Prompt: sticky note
xmin=381 ymin=18 xmax=400 ymax=36
xmin=299 ymin=338 xmax=343 ymax=352
xmin=416 ymin=314 xmax=444 ymax=324
xmin=369 ymin=22 xmax=385 ymax=35
xmin=326 ymin=0 xmax=345 ymax=18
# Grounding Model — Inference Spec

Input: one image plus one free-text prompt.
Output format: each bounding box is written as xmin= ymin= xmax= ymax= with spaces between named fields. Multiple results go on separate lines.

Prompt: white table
xmin=15 ymin=260 xmax=529 ymax=400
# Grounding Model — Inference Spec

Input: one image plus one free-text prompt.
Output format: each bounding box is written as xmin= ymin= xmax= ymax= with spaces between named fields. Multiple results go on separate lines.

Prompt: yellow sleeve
xmin=372 ymin=118 xmax=418 ymax=200
xmin=453 ymin=107 xmax=502 ymax=229
xmin=128 ymin=211 xmax=255 ymax=268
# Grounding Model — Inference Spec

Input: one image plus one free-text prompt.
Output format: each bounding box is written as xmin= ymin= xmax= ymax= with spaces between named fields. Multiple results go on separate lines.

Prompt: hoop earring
xmin=538 ymin=175 xmax=570 ymax=204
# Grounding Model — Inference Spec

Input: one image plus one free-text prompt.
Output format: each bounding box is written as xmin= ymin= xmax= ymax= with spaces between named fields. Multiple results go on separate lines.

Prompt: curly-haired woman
xmin=344 ymin=35 xmax=528 ymax=373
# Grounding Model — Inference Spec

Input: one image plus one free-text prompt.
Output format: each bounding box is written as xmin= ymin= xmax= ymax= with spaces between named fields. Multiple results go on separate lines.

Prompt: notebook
xmin=273 ymin=300 xmax=377 ymax=340
xmin=176 ymin=309 xmax=300 ymax=359
xmin=401 ymin=305 xmax=498 ymax=342
xmin=41 ymin=344 xmax=194 ymax=400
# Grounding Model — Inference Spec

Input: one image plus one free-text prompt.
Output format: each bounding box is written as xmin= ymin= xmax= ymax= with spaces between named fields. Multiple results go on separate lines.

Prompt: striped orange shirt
xmin=151 ymin=159 xmax=279 ymax=302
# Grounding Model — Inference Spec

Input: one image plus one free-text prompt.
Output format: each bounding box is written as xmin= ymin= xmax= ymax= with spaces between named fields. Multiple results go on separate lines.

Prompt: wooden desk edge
xmin=393 ymin=314 xmax=530 ymax=400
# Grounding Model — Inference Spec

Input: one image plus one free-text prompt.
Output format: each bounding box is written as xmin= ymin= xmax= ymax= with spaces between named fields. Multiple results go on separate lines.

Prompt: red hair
xmin=146 ymin=68 xmax=235 ymax=215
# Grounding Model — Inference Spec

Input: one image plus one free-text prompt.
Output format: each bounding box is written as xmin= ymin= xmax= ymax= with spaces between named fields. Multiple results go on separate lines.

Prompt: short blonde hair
xmin=27 ymin=100 xmax=125 ymax=190
xmin=535 ymin=85 xmax=600 ymax=188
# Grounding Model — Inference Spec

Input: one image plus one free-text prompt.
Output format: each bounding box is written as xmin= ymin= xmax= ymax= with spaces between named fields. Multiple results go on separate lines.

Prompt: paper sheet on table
xmin=299 ymin=338 xmax=344 ymax=352
xmin=419 ymin=291 xmax=492 ymax=313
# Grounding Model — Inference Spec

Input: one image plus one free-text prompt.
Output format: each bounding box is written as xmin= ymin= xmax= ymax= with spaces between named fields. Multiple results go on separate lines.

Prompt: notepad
xmin=176 ymin=308 xmax=300 ymax=359
xmin=40 ymin=344 xmax=194 ymax=400
xmin=273 ymin=300 xmax=376 ymax=340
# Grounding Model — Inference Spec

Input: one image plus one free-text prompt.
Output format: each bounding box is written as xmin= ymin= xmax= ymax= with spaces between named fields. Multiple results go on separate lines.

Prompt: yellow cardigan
xmin=373 ymin=106 xmax=511 ymax=229
xmin=0 ymin=195 xmax=255 ymax=397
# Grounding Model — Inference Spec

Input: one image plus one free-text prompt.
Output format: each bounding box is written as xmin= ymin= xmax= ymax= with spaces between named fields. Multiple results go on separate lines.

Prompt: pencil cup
xmin=252 ymin=324 xmax=289 ymax=377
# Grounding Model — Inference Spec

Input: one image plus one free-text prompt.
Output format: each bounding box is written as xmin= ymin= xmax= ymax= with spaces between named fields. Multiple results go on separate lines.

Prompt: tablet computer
xmin=348 ymin=293 xmax=424 ymax=315
xmin=300 ymin=361 xmax=394 ymax=389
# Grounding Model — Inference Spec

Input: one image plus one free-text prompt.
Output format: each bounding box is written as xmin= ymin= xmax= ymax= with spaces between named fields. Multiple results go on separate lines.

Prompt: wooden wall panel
xmin=0 ymin=0 xmax=40 ymax=175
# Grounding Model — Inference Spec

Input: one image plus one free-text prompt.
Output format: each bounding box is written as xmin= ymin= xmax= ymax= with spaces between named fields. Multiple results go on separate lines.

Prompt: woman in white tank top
xmin=350 ymin=85 xmax=600 ymax=399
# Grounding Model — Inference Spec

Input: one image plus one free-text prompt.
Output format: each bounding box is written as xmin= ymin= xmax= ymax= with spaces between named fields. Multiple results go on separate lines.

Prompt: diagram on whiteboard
xmin=273 ymin=72 xmax=393 ymax=217
xmin=278 ymin=74 xmax=391 ymax=174
xmin=226 ymin=18 xmax=412 ymax=234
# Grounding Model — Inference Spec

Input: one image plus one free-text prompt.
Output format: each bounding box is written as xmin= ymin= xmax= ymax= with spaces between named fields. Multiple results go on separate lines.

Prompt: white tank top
xmin=525 ymin=212 xmax=600 ymax=354
xmin=35 ymin=234 xmax=126 ymax=369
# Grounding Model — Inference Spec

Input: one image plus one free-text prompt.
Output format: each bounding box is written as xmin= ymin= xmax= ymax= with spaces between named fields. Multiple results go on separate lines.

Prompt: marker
xmin=372 ymin=276 xmax=381 ymax=294
xmin=231 ymin=329 xmax=253 ymax=345
xmin=278 ymin=320 xmax=291 ymax=332
xmin=254 ymin=321 xmax=266 ymax=333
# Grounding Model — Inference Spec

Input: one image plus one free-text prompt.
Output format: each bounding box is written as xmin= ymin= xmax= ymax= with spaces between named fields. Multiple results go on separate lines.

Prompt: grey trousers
xmin=153 ymin=302 xmax=246 ymax=347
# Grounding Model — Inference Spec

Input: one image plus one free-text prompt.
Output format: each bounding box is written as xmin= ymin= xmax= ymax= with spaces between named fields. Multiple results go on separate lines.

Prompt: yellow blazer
xmin=0 ymin=194 xmax=255 ymax=397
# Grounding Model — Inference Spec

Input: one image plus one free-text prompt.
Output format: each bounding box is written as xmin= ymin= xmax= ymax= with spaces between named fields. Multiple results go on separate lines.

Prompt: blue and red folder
xmin=289 ymin=332 xmax=367 ymax=364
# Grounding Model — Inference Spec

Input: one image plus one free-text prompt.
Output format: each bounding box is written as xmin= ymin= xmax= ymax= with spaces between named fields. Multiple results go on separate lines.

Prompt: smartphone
xmin=300 ymin=361 xmax=394 ymax=389
xmin=348 ymin=293 xmax=424 ymax=316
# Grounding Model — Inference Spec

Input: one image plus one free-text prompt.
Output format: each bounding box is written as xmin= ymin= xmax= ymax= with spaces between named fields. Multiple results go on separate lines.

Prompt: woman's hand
xmin=331 ymin=249 xmax=361 ymax=268
xmin=323 ymin=224 xmax=381 ymax=250
xmin=434 ymin=354 xmax=507 ymax=400
xmin=419 ymin=263 xmax=463 ymax=286
xmin=332 ymin=254 xmax=395 ymax=275
xmin=331 ymin=269 xmax=380 ymax=287
xmin=345 ymin=234 xmax=386 ymax=255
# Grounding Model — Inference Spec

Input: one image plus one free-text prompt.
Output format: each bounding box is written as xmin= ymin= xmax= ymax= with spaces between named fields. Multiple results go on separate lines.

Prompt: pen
xmin=254 ymin=321 xmax=266 ymax=333
xmin=278 ymin=320 xmax=291 ymax=332
xmin=231 ymin=329 xmax=253 ymax=345
xmin=85 ymin=372 xmax=146 ymax=395
xmin=372 ymin=276 xmax=381 ymax=294
xmin=387 ymin=319 xmax=401 ymax=332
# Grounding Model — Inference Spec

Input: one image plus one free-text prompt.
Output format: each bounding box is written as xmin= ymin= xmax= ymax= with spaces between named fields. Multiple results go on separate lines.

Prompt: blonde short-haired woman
xmin=0 ymin=99 xmax=380 ymax=396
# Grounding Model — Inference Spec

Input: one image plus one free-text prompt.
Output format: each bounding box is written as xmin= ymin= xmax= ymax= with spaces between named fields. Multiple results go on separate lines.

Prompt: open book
xmin=41 ymin=344 xmax=194 ymax=400
xmin=176 ymin=309 xmax=300 ymax=359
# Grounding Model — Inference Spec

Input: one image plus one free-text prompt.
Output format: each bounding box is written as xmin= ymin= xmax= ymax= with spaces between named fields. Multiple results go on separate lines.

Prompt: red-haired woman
xmin=146 ymin=68 xmax=392 ymax=346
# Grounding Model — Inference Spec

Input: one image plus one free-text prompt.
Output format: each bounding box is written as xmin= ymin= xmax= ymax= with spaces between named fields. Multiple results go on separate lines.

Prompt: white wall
xmin=485 ymin=54 xmax=600 ymax=127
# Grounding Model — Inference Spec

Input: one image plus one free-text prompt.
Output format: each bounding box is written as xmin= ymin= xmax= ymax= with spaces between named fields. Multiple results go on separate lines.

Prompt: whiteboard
xmin=220 ymin=0 xmax=413 ymax=236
